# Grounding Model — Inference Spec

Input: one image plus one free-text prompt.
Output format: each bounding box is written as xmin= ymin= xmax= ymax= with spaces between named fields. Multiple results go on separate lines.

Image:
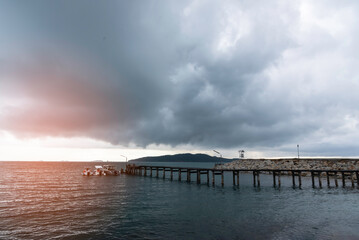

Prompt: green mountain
xmin=129 ymin=153 xmax=233 ymax=163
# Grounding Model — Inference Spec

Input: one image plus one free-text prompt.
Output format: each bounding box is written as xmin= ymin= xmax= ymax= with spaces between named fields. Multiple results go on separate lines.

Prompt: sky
xmin=1 ymin=0 xmax=359 ymax=161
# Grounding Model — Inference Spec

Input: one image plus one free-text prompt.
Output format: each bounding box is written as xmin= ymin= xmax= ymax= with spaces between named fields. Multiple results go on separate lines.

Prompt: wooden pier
xmin=125 ymin=165 xmax=359 ymax=188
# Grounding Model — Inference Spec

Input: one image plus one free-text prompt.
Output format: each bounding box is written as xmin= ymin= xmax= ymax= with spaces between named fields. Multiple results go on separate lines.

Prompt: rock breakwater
xmin=215 ymin=158 xmax=359 ymax=171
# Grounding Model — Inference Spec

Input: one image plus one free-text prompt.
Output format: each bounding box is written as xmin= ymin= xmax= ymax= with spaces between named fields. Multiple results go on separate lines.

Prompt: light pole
xmin=297 ymin=145 xmax=300 ymax=159
xmin=238 ymin=150 xmax=245 ymax=159
xmin=213 ymin=150 xmax=222 ymax=165
xmin=121 ymin=155 xmax=128 ymax=163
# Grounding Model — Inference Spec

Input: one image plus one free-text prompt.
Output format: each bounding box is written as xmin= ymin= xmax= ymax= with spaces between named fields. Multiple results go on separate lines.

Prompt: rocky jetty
xmin=215 ymin=158 xmax=359 ymax=171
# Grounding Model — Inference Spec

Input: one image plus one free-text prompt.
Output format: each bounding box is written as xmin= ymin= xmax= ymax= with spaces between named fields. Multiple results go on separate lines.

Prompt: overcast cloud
xmin=1 ymin=0 xmax=359 ymax=156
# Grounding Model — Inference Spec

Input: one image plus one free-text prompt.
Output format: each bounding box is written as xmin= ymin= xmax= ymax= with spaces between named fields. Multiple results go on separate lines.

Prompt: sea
xmin=1 ymin=161 xmax=359 ymax=240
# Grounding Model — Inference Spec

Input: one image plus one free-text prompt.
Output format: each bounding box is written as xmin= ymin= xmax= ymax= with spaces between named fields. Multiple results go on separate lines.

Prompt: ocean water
xmin=1 ymin=161 xmax=359 ymax=240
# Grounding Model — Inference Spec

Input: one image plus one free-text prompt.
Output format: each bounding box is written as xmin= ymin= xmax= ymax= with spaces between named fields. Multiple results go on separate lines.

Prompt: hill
xmin=129 ymin=153 xmax=233 ymax=163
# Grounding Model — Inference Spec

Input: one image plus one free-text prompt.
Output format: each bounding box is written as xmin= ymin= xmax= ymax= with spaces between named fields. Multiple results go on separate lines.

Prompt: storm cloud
xmin=1 ymin=0 xmax=359 ymax=156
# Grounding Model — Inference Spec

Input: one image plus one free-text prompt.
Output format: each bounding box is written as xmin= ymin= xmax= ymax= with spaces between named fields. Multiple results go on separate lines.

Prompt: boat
xmin=82 ymin=167 xmax=93 ymax=176
xmin=82 ymin=165 xmax=119 ymax=176
xmin=102 ymin=165 xmax=119 ymax=176
xmin=94 ymin=166 xmax=104 ymax=176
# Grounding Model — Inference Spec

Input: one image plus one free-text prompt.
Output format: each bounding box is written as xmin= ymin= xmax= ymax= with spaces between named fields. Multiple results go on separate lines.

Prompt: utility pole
xmin=213 ymin=150 xmax=222 ymax=165
xmin=121 ymin=155 xmax=128 ymax=162
xmin=297 ymin=145 xmax=300 ymax=159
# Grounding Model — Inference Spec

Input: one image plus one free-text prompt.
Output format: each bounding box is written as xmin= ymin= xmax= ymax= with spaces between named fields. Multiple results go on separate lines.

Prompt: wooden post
xmin=273 ymin=171 xmax=276 ymax=187
xmin=232 ymin=171 xmax=235 ymax=185
xmin=291 ymin=171 xmax=295 ymax=187
xmin=253 ymin=171 xmax=256 ymax=187
xmin=334 ymin=172 xmax=338 ymax=187
xmin=326 ymin=172 xmax=330 ymax=187
xmin=156 ymin=168 xmax=159 ymax=178
xmin=342 ymin=172 xmax=345 ymax=187
xmin=207 ymin=170 xmax=210 ymax=185
xmin=221 ymin=170 xmax=224 ymax=187
xmin=212 ymin=170 xmax=215 ymax=186
xmin=170 ymin=168 xmax=173 ymax=181
xmin=356 ymin=172 xmax=359 ymax=188
xmin=318 ymin=172 xmax=322 ymax=188
xmin=163 ymin=168 xmax=165 ymax=179
xmin=298 ymin=171 xmax=302 ymax=188
xmin=311 ymin=172 xmax=315 ymax=188
xmin=257 ymin=171 xmax=260 ymax=187
xmin=278 ymin=171 xmax=281 ymax=187
xmin=179 ymin=170 xmax=181 ymax=181
xmin=197 ymin=170 xmax=200 ymax=184
xmin=144 ymin=167 xmax=147 ymax=176
xmin=237 ymin=170 xmax=240 ymax=186
xmin=351 ymin=173 xmax=355 ymax=188
xmin=150 ymin=167 xmax=152 ymax=177
xmin=187 ymin=169 xmax=190 ymax=182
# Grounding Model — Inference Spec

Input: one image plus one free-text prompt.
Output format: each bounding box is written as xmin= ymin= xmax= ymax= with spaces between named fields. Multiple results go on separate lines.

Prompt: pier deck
xmin=125 ymin=164 xmax=359 ymax=188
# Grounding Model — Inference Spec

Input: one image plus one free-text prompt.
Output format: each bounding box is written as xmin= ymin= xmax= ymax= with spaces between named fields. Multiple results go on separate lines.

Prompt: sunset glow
xmin=1 ymin=0 xmax=359 ymax=160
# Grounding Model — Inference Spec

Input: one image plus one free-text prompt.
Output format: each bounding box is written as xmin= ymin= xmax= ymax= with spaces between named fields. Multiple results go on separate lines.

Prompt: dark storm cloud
xmin=1 ymin=0 xmax=359 ymax=155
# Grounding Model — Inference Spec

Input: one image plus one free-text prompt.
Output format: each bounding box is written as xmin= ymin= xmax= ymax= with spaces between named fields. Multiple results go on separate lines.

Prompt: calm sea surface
xmin=1 ymin=161 xmax=359 ymax=240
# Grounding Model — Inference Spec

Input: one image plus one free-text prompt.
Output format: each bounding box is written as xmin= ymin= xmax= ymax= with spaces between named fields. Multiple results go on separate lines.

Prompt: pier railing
xmin=125 ymin=164 xmax=359 ymax=188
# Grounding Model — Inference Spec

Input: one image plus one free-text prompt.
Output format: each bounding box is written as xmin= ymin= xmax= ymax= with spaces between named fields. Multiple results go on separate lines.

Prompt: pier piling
xmin=273 ymin=171 xmax=276 ymax=187
xmin=207 ymin=170 xmax=210 ymax=185
xmin=291 ymin=171 xmax=295 ymax=187
xmin=221 ymin=171 xmax=224 ymax=187
xmin=311 ymin=172 xmax=315 ymax=188
xmin=318 ymin=172 xmax=322 ymax=188
xmin=125 ymin=165 xmax=357 ymax=189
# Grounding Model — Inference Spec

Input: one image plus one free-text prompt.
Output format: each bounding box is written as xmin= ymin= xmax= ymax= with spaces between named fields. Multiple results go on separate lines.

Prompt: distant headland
xmin=129 ymin=153 xmax=233 ymax=163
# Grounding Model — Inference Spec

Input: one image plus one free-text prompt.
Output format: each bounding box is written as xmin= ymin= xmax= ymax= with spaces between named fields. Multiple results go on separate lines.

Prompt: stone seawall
xmin=214 ymin=158 xmax=359 ymax=171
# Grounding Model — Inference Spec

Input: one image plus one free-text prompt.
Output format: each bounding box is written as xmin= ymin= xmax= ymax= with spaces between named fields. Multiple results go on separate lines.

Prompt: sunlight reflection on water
xmin=0 ymin=161 xmax=359 ymax=239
